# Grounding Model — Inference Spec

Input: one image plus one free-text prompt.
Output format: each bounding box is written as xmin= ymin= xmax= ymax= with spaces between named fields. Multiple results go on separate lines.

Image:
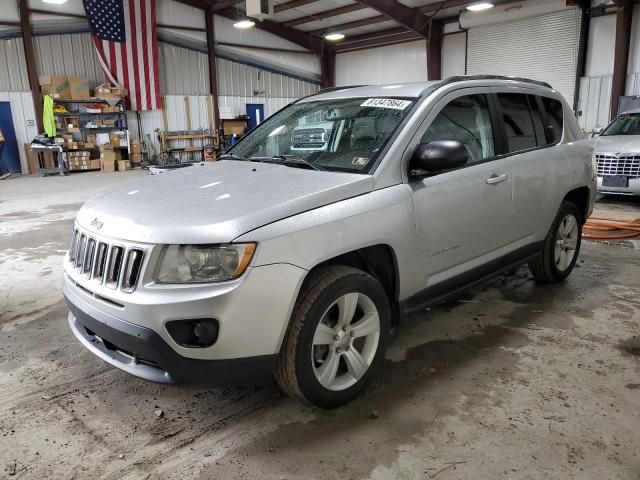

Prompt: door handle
xmin=486 ymin=174 xmax=509 ymax=185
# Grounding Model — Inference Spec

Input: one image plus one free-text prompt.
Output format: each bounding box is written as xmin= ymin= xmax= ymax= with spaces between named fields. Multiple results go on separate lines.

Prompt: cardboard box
xmin=85 ymin=134 xmax=96 ymax=143
xmin=130 ymin=152 xmax=143 ymax=163
xmin=117 ymin=160 xmax=131 ymax=171
xmin=130 ymin=139 xmax=142 ymax=154
xmin=69 ymin=76 xmax=90 ymax=100
xmin=101 ymin=158 xmax=116 ymax=172
xmin=99 ymin=144 xmax=114 ymax=152
xmin=90 ymin=160 xmax=101 ymax=170
xmin=39 ymin=75 xmax=70 ymax=99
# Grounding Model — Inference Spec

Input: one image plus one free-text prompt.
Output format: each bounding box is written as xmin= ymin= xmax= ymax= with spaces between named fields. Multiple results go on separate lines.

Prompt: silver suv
xmin=64 ymin=76 xmax=595 ymax=408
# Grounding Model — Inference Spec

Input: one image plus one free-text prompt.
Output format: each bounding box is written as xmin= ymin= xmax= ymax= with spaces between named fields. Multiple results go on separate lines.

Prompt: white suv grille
xmin=68 ymin=227 xmax=145 ymax=293
xmin=595 ymin=153 xmax=640 ymax=178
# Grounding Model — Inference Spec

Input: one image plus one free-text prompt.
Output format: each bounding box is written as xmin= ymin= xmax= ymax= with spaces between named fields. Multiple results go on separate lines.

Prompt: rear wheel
xmin=528 ymin=201 xmax=582 ymax=282
xmin=274 ymin=266 xmax=390 ymax=408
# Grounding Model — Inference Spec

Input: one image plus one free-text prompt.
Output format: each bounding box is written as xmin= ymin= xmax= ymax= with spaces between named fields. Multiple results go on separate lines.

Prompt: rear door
xmin=492 ymin=89 xmax=568 ymax=253
xmin=407 ymin=88 xmax=513 ymax=293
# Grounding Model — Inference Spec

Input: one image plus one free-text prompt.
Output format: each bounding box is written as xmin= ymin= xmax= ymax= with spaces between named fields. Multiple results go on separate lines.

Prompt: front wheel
xmin=528 ymin=201 xmax=583 ymax=282
xmin=274 ymin=266 xmax=390 ymax=408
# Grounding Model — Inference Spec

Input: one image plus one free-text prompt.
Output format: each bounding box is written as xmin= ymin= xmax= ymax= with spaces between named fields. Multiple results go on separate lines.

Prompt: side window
xmin=420 ymin=94 xmax=495 ymax=163
xmin=497 ymin=93 xmax=537 ymax=152
xmin=541 ymin=96 xmax=564 ymax=144
xmin=529 ymin=96 xmax=547 ymax=146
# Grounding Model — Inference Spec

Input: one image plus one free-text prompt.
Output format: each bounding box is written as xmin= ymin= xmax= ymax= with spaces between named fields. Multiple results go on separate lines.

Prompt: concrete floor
xmin=1 ymin=171 xmax=639 ymax=480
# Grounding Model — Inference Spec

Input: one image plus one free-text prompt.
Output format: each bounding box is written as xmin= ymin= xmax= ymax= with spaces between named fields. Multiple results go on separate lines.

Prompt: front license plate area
xmin=603 ymin=175 xmax=629 ymax=188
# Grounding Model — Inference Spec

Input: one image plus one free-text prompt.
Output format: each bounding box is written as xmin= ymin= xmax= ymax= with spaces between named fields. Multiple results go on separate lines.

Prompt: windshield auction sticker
xmin=361 ymin=98 xmax=412 ymax=110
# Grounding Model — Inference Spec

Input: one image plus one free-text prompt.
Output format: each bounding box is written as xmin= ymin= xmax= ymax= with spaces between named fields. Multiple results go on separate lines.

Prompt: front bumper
xmin=67 ymin=298 xmax=275 ymax=385
xmin=597 ymin=176 xmax=640 ymax=195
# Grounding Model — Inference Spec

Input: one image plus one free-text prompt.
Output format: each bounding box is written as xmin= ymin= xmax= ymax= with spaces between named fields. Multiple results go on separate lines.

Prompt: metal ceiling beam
xmin=307 ymin=14 xmax=386 ymax=36
xmin=275 ymin=0 xmax=319 ymax=14
xmin=216 ymin=8 xmax=324 ymax=52
xmin=210 ymin=0 xmax=242 ymax=12
xmin=283 ymin=4 xmax=367 ymax=28
xmin=308 ymin=0 xmax=499 ymax=37
xmin=353 ymin=0 xmax=432 ymax=37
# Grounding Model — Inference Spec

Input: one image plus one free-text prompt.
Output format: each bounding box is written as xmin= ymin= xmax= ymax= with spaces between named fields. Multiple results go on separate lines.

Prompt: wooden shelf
xmin=54 ymin=111 xmax=125 ymax=116
xmin=162 ymin=134 xmax=217 ymax=141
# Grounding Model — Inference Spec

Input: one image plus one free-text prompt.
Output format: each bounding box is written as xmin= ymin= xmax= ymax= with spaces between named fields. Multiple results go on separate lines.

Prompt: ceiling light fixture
xmin=233 ymin=18 xmax=256 ymax=29
xmin=43 ymin=0 xmax=69 ymax=4
xmin=466 ymin=2 xmax=494 ymax=12
xmin=324 ymin=32 xmax=345 ymax=42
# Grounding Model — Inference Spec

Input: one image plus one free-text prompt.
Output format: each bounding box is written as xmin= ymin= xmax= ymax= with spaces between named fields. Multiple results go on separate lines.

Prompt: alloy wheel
xmin=555 ymin=213 xmax=579 ymax=272
xmin=311 ymin=292 xmax=380 ymax=391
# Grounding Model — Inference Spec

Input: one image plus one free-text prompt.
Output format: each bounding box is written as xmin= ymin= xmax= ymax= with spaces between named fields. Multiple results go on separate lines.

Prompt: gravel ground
xmin=0 ymin=172 xmax=639 ymax=480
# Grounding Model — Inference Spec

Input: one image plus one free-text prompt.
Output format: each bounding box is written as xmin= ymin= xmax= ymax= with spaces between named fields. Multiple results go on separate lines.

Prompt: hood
xmin=76 ymin=161 xmax=374 ymax=244
xmin=592 ymin=135 xmax=640 ymax=155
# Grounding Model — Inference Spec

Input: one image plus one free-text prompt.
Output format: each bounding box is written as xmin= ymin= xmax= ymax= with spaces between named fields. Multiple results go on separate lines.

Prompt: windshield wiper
xmin=218 ymin=152 xmax=250 ymax=162
xmin=267 ymin=155 xmax=326 ymax=171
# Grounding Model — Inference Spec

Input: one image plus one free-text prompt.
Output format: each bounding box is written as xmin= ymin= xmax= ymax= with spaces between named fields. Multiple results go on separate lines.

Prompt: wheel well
xmin=563 ymin=187 xmax=590 ymax=223
xmin=314 ymin=245 xmax=399 ymax=321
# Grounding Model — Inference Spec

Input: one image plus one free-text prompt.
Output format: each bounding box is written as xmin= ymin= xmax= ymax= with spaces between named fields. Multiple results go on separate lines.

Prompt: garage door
xmin=467 ymin=9 xmax=581 ymax=107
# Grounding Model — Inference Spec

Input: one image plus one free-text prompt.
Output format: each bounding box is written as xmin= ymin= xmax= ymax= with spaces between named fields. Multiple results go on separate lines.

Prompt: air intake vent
xmin=106 ymin=246 xmax=124 ymax=289
xmin=121 ymin=249 xmax=144 ymax=293
xmin=94 ymin=242 xmax=108 ymax=280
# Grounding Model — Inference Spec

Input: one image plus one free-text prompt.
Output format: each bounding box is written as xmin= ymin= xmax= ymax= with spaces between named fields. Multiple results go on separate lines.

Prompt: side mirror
xmin=591 ymin=126 xmax=603 ymax=137
xmin=410 ymin=140 xmax=469 ymax=173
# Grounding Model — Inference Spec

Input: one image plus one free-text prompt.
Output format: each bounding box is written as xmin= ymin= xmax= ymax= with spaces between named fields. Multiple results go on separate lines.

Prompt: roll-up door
xmin=467 ymin=9 xmax=581 ymax=106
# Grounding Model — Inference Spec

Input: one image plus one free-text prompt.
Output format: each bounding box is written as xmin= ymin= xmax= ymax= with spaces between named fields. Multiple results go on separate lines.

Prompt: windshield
xmin=227 ymin=97 xmax=416 ymax=173
xmin=601 ymin=113 xmax=640 ymax=136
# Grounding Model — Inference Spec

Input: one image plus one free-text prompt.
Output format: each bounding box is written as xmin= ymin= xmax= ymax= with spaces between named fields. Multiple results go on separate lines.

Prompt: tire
xmin=528 ymin=201 xmax=583 ymax=283
xmin=274 ymin=265 xmax=390 ymax=408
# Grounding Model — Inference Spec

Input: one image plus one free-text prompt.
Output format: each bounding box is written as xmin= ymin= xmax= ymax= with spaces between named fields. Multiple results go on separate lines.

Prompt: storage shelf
xmin=54 ymin=111 xmax=125 ymax=116
xmin=162 ymin=134 xmax=216 ymax=140
xmin=57 ymin=126 xmax=125 ymax=131
xmin=54 ymin=98 xmax=124 ymax=104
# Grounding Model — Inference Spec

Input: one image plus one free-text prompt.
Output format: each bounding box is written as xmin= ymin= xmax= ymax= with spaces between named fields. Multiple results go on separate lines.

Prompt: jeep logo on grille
xmin=90 ymin=218 xmax=104 ymax=230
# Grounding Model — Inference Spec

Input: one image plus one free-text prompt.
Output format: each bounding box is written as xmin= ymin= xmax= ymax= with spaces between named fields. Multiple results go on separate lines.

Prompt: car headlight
xmin=156 ymin=243 xmax=256 ymax=284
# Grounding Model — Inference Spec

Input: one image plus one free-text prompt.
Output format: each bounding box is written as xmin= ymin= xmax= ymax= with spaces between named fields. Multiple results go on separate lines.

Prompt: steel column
xmin=18 ymin=0 xmax=43 ymax=133
xmin=205 ymin=10 xmax=221 ymax=129
xmin=610 ymin=0 xmax=633 ymax=118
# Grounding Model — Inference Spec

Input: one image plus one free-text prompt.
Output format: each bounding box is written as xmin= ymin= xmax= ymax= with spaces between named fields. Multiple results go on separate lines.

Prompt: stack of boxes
xmin=68 ymin=151 xmax=100 ymax=171
xmin=130 ymin=139 xmax=143 ymax=165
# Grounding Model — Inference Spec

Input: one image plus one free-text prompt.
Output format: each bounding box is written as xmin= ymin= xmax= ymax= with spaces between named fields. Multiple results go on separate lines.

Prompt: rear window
xmin=497 ymin=93 xmax=537 ymax=152
xmin=541 ymin=96 xmax=564 ymax=144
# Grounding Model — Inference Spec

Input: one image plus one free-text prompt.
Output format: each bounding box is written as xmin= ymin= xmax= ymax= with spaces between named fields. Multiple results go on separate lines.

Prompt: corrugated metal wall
xmin=0 ymin=38 xmax=29 ymax=91
xmin=158 ymin=42 xmax=210 ymax=95
xmin=33 ymin=33 xmax=105 ymax=86
xmin=577 ymin=75 xmax=612 ymax=132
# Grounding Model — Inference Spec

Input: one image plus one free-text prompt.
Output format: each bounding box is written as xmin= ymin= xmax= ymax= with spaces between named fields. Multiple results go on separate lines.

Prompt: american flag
xmin=83 ymin=0 xmax=161 ymax=111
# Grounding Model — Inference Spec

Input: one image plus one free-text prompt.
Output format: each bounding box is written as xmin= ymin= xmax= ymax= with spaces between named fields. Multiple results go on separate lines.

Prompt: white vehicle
xmin=64 ymin=76 xmax=595 ymax=408
xmin=592 ymin=109 xmax=640 ymax=195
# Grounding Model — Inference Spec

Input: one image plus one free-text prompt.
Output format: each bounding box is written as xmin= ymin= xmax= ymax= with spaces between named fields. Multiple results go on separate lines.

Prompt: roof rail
xmin=314 ymin=85 xmax=370 ymax=95
xmin=439 ymin=75 xmax=552 ymax=89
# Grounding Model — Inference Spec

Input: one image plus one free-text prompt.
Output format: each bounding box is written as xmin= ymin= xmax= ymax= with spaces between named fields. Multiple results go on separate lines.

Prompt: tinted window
xmin=498 ymin=93 xmax=537 ymax=152
xmin=529 ymin=96 xmax=548 ymax=146
xmin=421 ymin=94 xmax=495 ymax=163
xmin=541 ymin=96 xmax=564 ymax=143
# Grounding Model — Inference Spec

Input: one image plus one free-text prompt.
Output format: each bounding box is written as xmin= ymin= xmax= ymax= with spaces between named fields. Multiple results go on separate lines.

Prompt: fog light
xmin=166 ymin=319 xmax=219 ymax=348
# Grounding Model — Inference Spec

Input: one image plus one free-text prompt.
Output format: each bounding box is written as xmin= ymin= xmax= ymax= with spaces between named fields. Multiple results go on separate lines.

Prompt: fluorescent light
xmin=324 ymin=32 xmax=345 ymax=42
xmin=43 ymin=0 xmax=68 ymax=3
xmin=233 ymin=19 xmax=255 ymax=29
xmin=466 ymin=2 xmax=494 ymax=12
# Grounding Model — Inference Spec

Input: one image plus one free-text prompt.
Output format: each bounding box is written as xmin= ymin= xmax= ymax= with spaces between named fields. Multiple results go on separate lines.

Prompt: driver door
xmin=408 ymin=89 xmax=512 ymax=293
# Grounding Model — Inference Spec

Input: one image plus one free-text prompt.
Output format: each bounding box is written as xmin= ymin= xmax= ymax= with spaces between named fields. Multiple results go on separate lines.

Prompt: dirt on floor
xmin=0 ymin=173 xmax=639 ymax=480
